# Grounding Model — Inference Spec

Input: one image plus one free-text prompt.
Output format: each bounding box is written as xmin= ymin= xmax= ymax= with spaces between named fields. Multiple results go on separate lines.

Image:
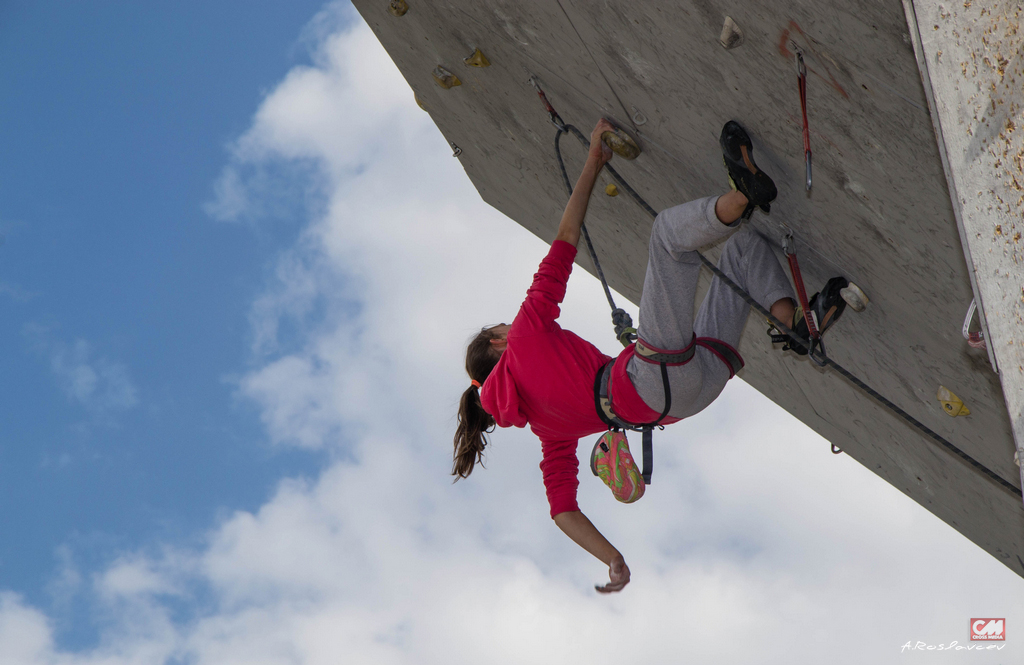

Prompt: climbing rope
xmin=553 ymin=127 xmax=639 ymax=346
xmin=536 ymin=94 xmax=1021 ymax=501
xmin=532 ymin=77 xmax=637 ymax=347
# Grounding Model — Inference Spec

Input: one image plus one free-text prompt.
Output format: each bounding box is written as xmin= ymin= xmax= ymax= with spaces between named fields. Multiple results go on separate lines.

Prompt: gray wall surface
xmin=354 ymin=0 xmax=1024 ymax=576
xmin=903 ymin=0 xmax=1024 ymax=499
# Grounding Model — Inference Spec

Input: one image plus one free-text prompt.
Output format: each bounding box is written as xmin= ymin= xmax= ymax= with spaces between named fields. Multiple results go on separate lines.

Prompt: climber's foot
xmin=721 ymin=120 xmax=777 ymax=219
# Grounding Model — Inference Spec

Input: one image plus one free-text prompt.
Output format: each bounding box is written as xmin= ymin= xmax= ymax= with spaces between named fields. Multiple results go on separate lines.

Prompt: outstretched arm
xmin=553 ymin=510 xmax=631 ymax=593
xmin=554 ymin=119 xmax=615 ymax=247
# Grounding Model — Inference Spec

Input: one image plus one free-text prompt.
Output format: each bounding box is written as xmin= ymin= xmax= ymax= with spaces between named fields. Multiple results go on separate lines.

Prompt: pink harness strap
xmin=695 ymin=337 xmax=745 ymax=378
xmin=634 ymin=333 xmax=697 ymax=366
xmin=633 ymin=333 xmax=743 ymax=378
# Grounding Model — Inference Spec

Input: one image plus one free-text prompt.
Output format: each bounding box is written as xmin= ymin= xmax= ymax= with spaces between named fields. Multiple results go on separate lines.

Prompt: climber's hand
xmin=588 ymin=118 xmax=615 ymax=167
xmin=595 ymin=554 xmax=631 ymax=593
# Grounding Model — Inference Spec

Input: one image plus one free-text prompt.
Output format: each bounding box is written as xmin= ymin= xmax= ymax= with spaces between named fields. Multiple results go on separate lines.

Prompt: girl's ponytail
xmin=453 ymin=328 xmax=500 ymax=479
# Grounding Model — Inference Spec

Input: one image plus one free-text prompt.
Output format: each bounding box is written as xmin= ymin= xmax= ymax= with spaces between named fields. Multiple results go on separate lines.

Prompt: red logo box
xmin=970 ymin=618 xmax=1005 ymax=641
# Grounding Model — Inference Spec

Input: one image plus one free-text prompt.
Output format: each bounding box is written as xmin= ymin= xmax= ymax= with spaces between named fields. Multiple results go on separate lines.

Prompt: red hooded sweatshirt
xmin=480 ymin=240 xmax=679 ymax=517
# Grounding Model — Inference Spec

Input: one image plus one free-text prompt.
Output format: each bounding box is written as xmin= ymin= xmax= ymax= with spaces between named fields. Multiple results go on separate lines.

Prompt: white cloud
xmin=45 ymin=546 xmax=81 ymax=612
xmin=2 ymin=4 xmax=1021 ymax=664
xmin=23 ymin=329 xmax=141 ymax=419
xmin=0 ymin=281 xmax=36 ymax=301
xmin=203 ymin=167 xmax=249 ymax=222
xmin=0 ymin=594 xmax=57 ymax=665
xmin=98 ymin=558 xmax=179 ymax=601
xmin=49 ymin=339 xmax=139 ymax=414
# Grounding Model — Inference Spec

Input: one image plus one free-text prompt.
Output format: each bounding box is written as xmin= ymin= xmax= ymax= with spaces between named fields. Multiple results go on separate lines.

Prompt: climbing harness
xmin=594 ymin=359 xmax=667 ymax=485
xmin=796 ymin=50 xmax=812 ymax=191
xmin=529 ymin=79 xmax=1023 ymax=502
xmin=595 ymin=333 xmax=743 ymax=485
xmin=635 ymin=334 xmax=697 ymax=365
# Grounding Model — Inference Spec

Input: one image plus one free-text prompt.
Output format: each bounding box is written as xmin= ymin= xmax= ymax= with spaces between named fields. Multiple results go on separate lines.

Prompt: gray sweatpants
xmin=627 ymin=195 xmax=794 ymax=419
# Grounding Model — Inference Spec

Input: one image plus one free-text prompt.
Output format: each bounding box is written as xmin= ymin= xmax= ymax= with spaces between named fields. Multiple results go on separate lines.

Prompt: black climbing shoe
xmin=720 ymin=120 xmax=778 ymax=219
xmin=775 ymin=277 xmax=849 ymax=356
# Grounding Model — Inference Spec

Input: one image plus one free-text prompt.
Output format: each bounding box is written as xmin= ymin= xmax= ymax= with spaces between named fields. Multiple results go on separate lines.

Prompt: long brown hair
xmin=453 ymin=327 xmax=501 ymax=479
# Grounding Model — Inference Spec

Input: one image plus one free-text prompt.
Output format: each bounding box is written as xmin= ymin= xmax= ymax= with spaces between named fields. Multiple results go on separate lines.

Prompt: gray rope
xmin=555 ymin=128 xmax=636 ymax=346
xmin=555 ymin=130 xmax=616 ymax=311
xmin=551 ymin=122 xmax=1022 ymax=500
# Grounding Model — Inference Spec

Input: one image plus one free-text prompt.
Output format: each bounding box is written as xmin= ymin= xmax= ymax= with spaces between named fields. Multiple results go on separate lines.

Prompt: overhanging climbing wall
xmin=354 ymin=0 xmax=1024 ymax=576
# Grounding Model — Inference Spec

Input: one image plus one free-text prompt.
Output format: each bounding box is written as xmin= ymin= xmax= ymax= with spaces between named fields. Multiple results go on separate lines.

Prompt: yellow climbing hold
xmin=432 ymin=66 xmax=461 ymax=89
xmin=937 ymin=385 xmax=970 ymax=417
xmin=463 ymin=48 xmax=490 ymax=67
xmin=605 ymin=184 xmax=619 ymax=196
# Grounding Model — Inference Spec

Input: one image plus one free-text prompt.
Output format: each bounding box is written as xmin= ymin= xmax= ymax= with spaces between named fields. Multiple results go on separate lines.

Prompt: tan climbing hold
xmin=463 ymin=48 xmax=490 ymax=68
xmin=432 ymin=66 xmax=461 ymax=89
xmin=841 ymin=282 xmax=869 ymax=312
xmin=605 ymin=184 xmax=619 ymax=196
xmin=388 ymin=0 xmax=409 ymax=17
xmin=937 ymin=385 xmax=971 ymax=417
xmin=414 ymin=93 xmax=426 ymax=110
xmin=719 ymin=16 xmax=744 ymax=49
xmin=601 ymin=127 xmax=641 ymax=160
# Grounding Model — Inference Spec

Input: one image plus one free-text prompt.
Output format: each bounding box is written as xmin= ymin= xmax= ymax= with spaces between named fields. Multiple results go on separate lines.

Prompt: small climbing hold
xmin=432 ymin=66 xmax=461 ymax=89
xmin=450 ymin=142 xmax=462 ymax=157
xmin=388 ymin=0 xmax=409 ymax=17
xmin=719 ymin=16 xmax=744 ymax=49
xmin=414 ymin=93 xmax=426 ymax=110
xmin=605 ymin=184 xmax=619 ymax=196
xmin=601 ymin=126 xmax=641 ymax=160
xmin=631 ymin=106 xmax=648 ymax=126
xmin=840 ymin=282 xmax=869 ymax=312
xmin=463 ymin=48 xmax=490 ymax=68
xmin=937 ymin=385 xmax=970 ymax=417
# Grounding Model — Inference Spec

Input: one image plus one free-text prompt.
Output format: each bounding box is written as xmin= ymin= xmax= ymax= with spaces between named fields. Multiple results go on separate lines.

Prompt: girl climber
xmin=453 ymin=118 xmax=848 ymax=593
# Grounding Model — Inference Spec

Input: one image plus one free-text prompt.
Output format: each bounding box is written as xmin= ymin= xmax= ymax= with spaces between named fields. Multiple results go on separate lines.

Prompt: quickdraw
xmin=784 ymin=233 xmax=825 ymax=364
xmin=797 ymin=51 xmax=812 ymax=191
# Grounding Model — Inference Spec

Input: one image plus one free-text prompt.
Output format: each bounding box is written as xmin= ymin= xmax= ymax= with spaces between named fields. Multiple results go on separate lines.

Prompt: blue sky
xmin=0 ymin=2 xmax=1021 ymax=663
xmin=0 ymin=0 xmax=328 ymax=642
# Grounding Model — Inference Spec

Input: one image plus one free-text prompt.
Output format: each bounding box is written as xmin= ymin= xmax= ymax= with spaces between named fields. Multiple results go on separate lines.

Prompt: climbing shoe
xmin=590 ymin=431 xmax=645 ymax=504
xmin=774 ymin=276 xmax=850 ymax=355
xmin=720 ymin=120 xmax=777 ymax=219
